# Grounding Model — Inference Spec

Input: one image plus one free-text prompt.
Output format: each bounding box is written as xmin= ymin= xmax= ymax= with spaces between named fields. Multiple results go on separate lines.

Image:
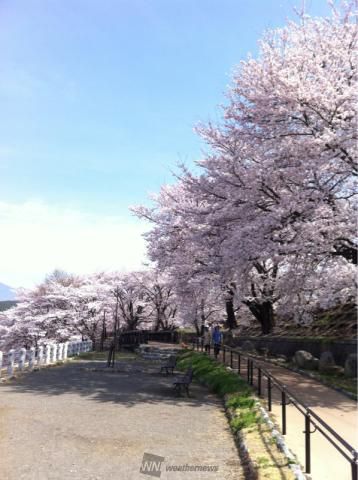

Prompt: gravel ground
xmin=0 ymin=360 xmax=243 ymax=480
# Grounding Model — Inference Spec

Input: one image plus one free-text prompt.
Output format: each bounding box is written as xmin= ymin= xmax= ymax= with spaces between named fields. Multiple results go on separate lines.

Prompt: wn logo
xmin=140 ymin=452 xmax=165 ymax=478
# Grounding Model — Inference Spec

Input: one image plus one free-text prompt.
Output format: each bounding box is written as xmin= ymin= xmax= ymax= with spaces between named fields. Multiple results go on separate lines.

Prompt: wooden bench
xmin=160 ymin=355 xmax=177 ymax=375
xmin=173 ymin=366 xmax=193 ymax=397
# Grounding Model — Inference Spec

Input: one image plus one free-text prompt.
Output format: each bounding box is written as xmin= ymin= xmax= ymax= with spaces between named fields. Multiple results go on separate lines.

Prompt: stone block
xmin=344 ymin=354 xmax=357 ymax=378
xmin=319 ymin=351 xmax=336 ymax=373
xmin=294 ymin=350 xmax=318 ymax=370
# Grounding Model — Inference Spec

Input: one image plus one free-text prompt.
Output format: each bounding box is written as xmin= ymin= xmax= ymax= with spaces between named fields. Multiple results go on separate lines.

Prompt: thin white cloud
xmin=0 ymin=200 xmax=149 ymax=288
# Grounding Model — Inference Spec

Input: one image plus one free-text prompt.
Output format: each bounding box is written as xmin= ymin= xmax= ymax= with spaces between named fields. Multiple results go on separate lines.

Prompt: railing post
xmin=281 ymin=390 xmax=287 ymax=435
xmin=267 ymin=376 xmax=272 ymax=411
xmin=37 ymin=346 xmax=44 ymax=366
xmin=63 ymin=342 xmax=69 ymax=360
xmin=45 ymin=344 xmax=51 ymax=364
xmin=0 ymin=351 xmax=2 ymax=378
xmin=29 ymin=347 xmax=35 ymax=370
xmin=223 ymin=346 xmax=226 ymax=364
xmin=58 ymin=343 xmax=63 ymax=361
xmin=250 ymin=360 xmax=254 ymax=385
xmin=247 ymin=358 xmax=250 ymax=382
xmin=237 ymin=352 xmax=241 ymax=374
xmin=52 ymin=344 xmax=58 ymax=363
xmin=351 ymin=451 xmax=358 ymax=480
xmin=230 ymin=350 xmax=233 ymax=368
xmin=258 ymin=367 xmax=262 ymax=396
xmin=7 ymin=349 xmax=15 ymax=376
xmin=19 ymin=348 xmax=26 ymax=371
xmin=304 ymin=411 xmax=311 ymax=474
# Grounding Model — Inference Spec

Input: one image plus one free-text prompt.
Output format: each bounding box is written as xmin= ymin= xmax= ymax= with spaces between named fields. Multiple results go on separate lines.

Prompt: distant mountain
xmin=0 ymin=300 xmax=17 ymax=311
xmin=0 ymin=282 xmax=15 ymax=301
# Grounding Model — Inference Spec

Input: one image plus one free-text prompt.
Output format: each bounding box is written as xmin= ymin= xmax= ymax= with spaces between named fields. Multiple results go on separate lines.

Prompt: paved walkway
xmin=216 ymin=349 xmax=358 ymax=480
xmin=0 ymin=359 xmax=243 ymax=480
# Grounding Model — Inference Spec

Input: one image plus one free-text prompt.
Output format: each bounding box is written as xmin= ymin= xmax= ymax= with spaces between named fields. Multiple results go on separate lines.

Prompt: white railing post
xmin=45 ymin=345 xmax=51 ymax=364
xmin=58 ymin=343 xmax=63 ymax=361
xmin=63 ymin=342 xmax=69 ymax=360
xmin=52 ymin=344 xmax=58 ymax=363
xmin=37 ymin=346 xmax=44 ymax=366
xmin=7 ymin=349 xmax=15 ymax=376
xmin=0 ymin=351 xmax=3 ymax=378
xmin=76 ymin=342 xmax=80 ymax=355
xmin=29 ymin=347 xmax=35 ymax=370
xmin=19 ymin=348 xmax=26 ymax=371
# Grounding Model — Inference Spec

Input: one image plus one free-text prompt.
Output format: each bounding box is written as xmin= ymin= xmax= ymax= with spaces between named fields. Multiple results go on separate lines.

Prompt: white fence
xmin=0 ymin=340 xmax=93 ymax=378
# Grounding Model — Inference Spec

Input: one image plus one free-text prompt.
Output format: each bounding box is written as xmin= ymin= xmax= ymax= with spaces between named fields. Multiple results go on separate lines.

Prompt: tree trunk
xmin=245 ymin=300 xmax=274 ymax=334
xmin=225 ymin=299 xmax=238 ymax=330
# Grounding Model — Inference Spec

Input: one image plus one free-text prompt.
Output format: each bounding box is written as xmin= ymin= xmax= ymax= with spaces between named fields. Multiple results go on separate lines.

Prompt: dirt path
xmin=0 ymin=360 xmax=243 ymax=480
xmin=217 ymin=349 xmax=358 ymax=480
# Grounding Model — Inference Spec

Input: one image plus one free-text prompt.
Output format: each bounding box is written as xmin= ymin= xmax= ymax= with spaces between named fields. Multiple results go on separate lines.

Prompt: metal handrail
xmin=192 ymin=339 xmax=358 ymax=480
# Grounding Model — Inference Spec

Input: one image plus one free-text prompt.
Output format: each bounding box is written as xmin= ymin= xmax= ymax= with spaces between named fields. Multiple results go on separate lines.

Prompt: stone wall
xmin=227 ymin=336 xmax=356 ymax=366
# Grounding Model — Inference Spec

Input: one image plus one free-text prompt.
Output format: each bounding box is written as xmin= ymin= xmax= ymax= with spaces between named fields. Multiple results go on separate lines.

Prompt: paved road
xmin=0 ymin=360 xmax=243 ymax=480
xmin=215 ymin=349 xmax=358 ymax=480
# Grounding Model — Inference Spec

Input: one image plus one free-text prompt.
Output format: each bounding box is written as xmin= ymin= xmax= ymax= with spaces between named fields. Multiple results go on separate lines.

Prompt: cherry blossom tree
xmin=134 ymin=3 xmax=357 ymax=334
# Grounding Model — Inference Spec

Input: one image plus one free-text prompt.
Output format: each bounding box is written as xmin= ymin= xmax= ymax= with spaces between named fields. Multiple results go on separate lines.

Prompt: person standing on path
xmin=212 ymin=325 xmax=222 ymax=359
xmin=203 ymin=326 xmax=211 ymax=353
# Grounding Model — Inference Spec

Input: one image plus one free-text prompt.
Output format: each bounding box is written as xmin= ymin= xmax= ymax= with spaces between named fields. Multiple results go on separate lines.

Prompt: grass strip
xmin=177 ymin=350 xmax=296 ymax=479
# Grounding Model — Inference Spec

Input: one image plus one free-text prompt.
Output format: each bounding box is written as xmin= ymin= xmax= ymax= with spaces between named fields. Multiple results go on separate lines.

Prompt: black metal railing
xmin=192 ymin=339 xmax=358 ymax=480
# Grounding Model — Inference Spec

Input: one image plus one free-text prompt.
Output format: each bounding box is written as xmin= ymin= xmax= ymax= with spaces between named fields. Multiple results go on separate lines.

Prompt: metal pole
xmin=267 ymin=376 xmax=272 ymax=411
xmin=351 ymin=452 xmax=358 ymax=480
xmin=223 ymin=346 xmax=226 ymax=364
xmin=237 ymin=353 xmax=241 ymax=374
xmin=230 ymin=350 xmax=233 ymax=368
xmin=250 ymin=360 xmax=254 ymax=385
xmin=247 ymin=358 xmax=250 ymax=382
xmin=282 ymin=390 xmax=287 ymax=435
xmin=258 ymin=368 xmax=262 ymax=396
xmin=305 ymin=412 xmax=311 ymax=474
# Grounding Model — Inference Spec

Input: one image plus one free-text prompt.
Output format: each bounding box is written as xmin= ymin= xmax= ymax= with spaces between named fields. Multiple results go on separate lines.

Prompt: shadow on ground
xmin=0 ymin=360 xmax=220 ymax=409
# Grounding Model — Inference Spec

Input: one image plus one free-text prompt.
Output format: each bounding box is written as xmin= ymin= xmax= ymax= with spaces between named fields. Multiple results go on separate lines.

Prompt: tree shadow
xmin=0 ymin=360 xmax=221 ymax=409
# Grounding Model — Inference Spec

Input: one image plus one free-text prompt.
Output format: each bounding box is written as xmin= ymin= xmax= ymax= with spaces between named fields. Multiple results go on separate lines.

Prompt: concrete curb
xmin=258 ymin=405 xmax=310 ymax=480
xmin=225 ymin=405 xmax=257 ymax=480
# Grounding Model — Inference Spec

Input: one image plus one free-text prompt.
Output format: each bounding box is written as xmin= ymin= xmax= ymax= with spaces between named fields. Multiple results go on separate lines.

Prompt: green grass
xmin=226 ymin=395 xmax=256 ymax=409
xmin=230 ymin=410 xmax=260 ymax=432
xmin=177 ymin=350 xmax=251 ymax=396
xmin=177 ymin=350 xmax=260 ymax=432
xmin=314 ymin=371 xmax=357 ymax=398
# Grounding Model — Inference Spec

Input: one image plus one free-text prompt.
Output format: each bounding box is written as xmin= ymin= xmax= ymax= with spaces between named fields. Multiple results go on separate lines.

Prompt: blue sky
xmin=0 ymin=0 xmax=331 ymax=287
